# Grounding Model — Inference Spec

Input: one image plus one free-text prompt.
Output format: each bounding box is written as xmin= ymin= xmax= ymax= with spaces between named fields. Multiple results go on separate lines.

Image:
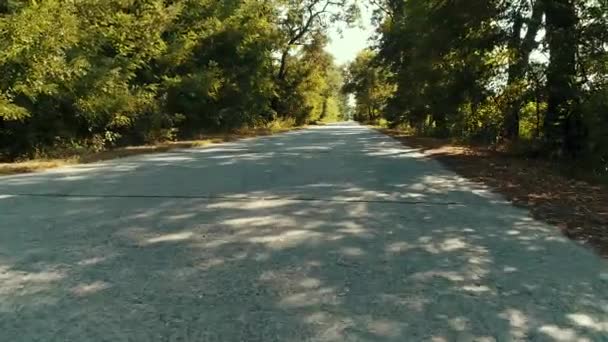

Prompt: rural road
xmin=1 ymin=122 xmax=607 ymax=341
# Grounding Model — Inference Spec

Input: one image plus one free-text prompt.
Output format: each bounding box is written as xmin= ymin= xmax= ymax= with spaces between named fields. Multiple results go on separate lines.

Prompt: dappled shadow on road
xmin=1 ymin=123 xmax=607 ymax=341
xmin=379 ymin=129 xmax=608 ymax=258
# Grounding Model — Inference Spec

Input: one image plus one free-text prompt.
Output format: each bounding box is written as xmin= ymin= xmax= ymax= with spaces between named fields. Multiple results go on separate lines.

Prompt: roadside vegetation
xmin=344 ymin=0 xmax=608 ymax=181
xmin=0 ymin=124 xmax=300 ymax=175
xmin=0 ymin=0 xmax=353 ymax=169
xmin=341 ymin=0 xmax=608 ymax=254
xmin=1 ymin=1 xmax=606 ymax=250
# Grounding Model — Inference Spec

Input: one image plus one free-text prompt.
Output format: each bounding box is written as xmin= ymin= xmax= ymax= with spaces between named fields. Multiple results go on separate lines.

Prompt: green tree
xmin=343 ymin=50 xmax=394 ymax=123
xmin=0 ymin=0 xmax=349 ymax=160
xmin=544 ymin=0 xmax=584 ymax=156
xmin=368 ymin=0 xmax=607 ymax=168
xmin=502 ymin=0 xmax=545 ymax=140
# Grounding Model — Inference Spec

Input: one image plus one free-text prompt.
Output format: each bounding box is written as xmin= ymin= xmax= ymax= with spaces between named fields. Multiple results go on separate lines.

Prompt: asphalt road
xmin=1 ymin=122 xmax=607 ymax=341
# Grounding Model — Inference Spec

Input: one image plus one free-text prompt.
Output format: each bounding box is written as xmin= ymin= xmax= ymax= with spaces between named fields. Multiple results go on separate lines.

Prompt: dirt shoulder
xmin=0 ymin=127 xmax=302 ymax=176
xmin=380 ymin=128 xmax=608 ymax=257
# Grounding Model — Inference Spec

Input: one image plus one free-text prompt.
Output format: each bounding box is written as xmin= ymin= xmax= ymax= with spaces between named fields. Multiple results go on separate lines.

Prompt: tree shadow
xmin=379 ymin=129 xmax=608 ymax=258
xmin=0 ymin=123 xmax=607 ymax=341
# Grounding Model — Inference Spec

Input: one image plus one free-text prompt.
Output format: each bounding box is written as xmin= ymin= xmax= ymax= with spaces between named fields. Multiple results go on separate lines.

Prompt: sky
xmin=325 ymin=5 xmax=375 ymax=66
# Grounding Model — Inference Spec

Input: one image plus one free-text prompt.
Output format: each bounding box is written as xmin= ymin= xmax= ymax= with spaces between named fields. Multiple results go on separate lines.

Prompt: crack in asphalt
xmin=3 ymin=192 xmax=463 ymax=206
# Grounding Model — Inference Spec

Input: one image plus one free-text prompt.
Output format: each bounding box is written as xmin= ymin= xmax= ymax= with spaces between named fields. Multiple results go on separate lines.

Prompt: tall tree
xmin=276 ymin=0 xmax=358 ymax=82
xmin=503 ymin=0 xmax=545 ymax=140
xmin=544 ymin=0 xmax=584 ymax=156
xmin=0 ymin=0 xmax=349 ymax=160
xmin=368 ymin=0 xmax=607 ymax=166
xmin=343 ymin=50 xmax=394 ymax=122
xmin=375 ymin=0 xmax=501 ymax=136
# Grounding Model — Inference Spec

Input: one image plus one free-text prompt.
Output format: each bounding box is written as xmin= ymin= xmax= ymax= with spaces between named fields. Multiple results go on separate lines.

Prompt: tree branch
xmin=368 ymin=0 xmax=391 ymax=18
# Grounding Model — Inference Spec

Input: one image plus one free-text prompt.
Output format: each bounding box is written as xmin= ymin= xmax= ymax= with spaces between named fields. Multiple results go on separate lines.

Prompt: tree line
xmin=0 ymin=0 xmax=354 ymax=160
xmin=345 ymin=0 xmax=607 ymax=172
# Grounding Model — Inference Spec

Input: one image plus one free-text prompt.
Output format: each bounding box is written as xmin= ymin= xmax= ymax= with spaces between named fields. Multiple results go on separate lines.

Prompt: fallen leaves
xmin=382 ymin=129 xmax=608 ymax=257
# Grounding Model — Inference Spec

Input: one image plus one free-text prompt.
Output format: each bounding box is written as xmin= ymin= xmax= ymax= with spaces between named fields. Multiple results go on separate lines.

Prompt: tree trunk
xmin=535 ymin=89 xmax=541 ymax=139
xmin=277 ymin=49 xmax=289 ymax=82
xmin=544 ymin=0 xmax=584 ymax=157
xmin=503 ymin=0 xmax=545 ymax=140
xmin=320 ymin=97 xmax=328 ymax=120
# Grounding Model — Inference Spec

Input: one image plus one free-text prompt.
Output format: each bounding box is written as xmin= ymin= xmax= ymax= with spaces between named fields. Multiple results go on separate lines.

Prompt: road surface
xmin=1 ymin=122 xmax=607 ymax=341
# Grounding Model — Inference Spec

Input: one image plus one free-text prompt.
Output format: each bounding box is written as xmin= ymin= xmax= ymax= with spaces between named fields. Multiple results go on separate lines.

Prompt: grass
xmin=0 ymin=126 xmax=300 ymax=176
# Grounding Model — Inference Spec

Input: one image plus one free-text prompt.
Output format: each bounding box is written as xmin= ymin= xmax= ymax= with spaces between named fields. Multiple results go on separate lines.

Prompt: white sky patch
xmin=325 ymin=5 xmax=375 ymax=65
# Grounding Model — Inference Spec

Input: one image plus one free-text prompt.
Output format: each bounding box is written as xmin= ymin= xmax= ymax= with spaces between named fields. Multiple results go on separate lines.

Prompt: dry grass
xmin=0 ymin=160 xmax=75 ymax=175
xmin=0 ymin=126 xmax=301 ymax=176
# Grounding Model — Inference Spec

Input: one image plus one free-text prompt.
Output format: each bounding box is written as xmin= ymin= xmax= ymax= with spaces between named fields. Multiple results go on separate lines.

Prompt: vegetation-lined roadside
xmin=0 ymin=1 xmax=353 ymax=163
xmin=381 ymin=128 xmax=608 ymax=257
xmin=347 ymin=0 xmax=608 ymax=257
xmin=2 ymin=0 xmax=606 ymax=252
xmin=0 ymin=125 xmax=303 ymax=176
xmin=345 ymin=0 xmax=607 ymax=178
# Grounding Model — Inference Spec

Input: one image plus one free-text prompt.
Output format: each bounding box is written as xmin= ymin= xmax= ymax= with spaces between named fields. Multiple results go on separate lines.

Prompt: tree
xmin=276 ymin=0 xmax=359 ymax=82
xmin=368 ymin=0 xmax=607 ymax=165
xmin=0 ymin=0 xmax=348 ymax=160
xmin=280 ymin=33 xmax=347 ymax=124
xmin=544 ymin=0 xmax=584 ymax=156
xmin=343 ymin=50 xmax=394 ymax=123
xmin=375 ymin=0 xmax=501 ymax=136
xmin=502 ymin=0 xmax=545 ymax=140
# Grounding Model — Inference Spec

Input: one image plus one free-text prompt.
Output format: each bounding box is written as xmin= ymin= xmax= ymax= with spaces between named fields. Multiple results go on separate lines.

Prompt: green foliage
xmin=0 ymin=0 xmax=349 ymax=160
xmin=276 ymin=33 xmax=347 ymax=124
xmin=0 ymin=95 xmax=28 ymax=121
xmin=343 ymin=50 xmax=395 ymax=123
xmin=355 ymin=0 xmax=607 ymax=172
